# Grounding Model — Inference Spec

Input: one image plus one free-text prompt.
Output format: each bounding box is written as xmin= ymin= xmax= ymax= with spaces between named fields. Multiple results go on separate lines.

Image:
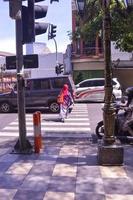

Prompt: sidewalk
xmin=0 ymin=136 xmax=133 ymax=200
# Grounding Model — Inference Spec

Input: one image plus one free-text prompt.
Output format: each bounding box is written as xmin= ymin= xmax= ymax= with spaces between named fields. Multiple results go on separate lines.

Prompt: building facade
xmin=71 ymin=0 xmax=104 ymax=84
xmin=70 ymin=0 xmax=133 ymax=89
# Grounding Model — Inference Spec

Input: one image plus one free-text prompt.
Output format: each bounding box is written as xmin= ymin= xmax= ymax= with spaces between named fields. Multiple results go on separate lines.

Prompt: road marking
xmin=0 ymin=103 xmax=91 ymax=137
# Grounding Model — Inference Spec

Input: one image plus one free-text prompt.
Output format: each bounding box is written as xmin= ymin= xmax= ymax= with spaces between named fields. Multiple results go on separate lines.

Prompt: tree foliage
xmin=76 ymin=0 xmax=133 ymax=52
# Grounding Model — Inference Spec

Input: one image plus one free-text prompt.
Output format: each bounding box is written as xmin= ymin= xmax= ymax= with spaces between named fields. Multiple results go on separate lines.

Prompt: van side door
xmin=29 ymin=79 xmax=51 ymax=107
xmin=25 ymin=79 xmax=34 ymax=106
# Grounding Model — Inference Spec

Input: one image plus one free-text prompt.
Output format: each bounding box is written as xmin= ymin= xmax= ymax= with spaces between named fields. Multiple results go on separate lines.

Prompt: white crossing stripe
xmin=2 ymin=127 xmax=91 ymax=132
xmin=8 ymin=122 xmax=90 ymax=126
xmin=0 ymin=103 xmax=91 ymax=137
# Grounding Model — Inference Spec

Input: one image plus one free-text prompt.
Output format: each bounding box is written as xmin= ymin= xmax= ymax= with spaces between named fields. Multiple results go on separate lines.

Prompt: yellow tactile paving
xmin=106 ymin=194 xmax=133 ymax=200
xmin=44 ymin=191 xmax=75 ymax=200
xmin=59 ymin=145 xmax=78 ymax=156
xmin=52 ymin=163 xmax=77 ymax=177
xmin=6 ymin=162 xmax=33 ymax=175
xmin=100 ymin=166 xmax=127 ymax=178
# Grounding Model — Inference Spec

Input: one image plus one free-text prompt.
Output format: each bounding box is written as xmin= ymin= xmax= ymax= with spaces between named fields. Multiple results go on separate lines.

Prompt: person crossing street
xmin=57 ymin=84 xmax=74 ymax=122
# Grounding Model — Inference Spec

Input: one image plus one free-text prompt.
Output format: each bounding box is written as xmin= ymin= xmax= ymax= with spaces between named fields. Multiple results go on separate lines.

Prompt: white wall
xmin=111 ymin=42 xmax=132 ymax=61
xmin=30 ymin=53 xmax=63 ymax=78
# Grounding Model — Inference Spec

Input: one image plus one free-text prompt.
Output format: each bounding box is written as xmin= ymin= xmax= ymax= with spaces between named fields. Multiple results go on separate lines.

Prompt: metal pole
xmin=53 ymin=38 xmax=58 ymax=63
xmin=0 ymin=65 xmax=4 ymax=93
xmin=13 ymin=0 xmax=32 ymax=153
xmin=102 ymin=0 xmax=115 ymax=145
xmin=97 ymin=0 xmax=123 ymax=165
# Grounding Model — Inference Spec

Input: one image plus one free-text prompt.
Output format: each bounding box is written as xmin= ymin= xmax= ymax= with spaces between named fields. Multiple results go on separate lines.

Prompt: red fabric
xmin=62 ymin=84 xmax=69 ymax=96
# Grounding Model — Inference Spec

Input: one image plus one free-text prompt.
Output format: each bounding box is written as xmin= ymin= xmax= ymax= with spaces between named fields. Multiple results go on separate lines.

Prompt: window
xmin=33 ymin=80 xmax=41 ymax=90
xmin=112 ymin=80 xmax=117 ymax=85
xmin=41 ymin=80 xmax=50 ymax=89
xmin=33 ymin=79 xmax=50 ymax=90
xmin=93 ymin=80 xmax=104 ymax=86
xmin=52 ymin=78 xmax=70 ymax=89
xmin=80 ymin=81 xmax=91 ymax=87
xmin=26 ymin=80 xmax=32 ymax=90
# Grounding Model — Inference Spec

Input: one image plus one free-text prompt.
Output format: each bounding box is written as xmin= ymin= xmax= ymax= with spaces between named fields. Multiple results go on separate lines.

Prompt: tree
xmin=74 ymin=0 xmax=133 ymax=52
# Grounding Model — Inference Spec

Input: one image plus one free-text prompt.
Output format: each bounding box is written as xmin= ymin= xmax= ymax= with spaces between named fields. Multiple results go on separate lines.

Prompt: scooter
xmin=95 ymin=103 xmax=133 ymax=144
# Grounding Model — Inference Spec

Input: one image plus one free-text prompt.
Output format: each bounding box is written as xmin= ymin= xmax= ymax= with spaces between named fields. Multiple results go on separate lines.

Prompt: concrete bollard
xmin=33 ymin=111 xmax=42 ymax=153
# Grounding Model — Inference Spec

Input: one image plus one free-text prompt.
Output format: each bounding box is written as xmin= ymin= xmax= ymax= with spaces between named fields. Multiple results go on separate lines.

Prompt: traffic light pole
xmin=53 ymin=38 xmax=58 ymax=63
xmin=13 ymin=0 xmax=32 ymax=153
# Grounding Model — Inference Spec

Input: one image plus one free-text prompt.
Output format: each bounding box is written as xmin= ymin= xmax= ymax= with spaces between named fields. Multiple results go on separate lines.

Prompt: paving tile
xmin=20 ymin=175 xmax=50 ymax=192
xmin=14 ymin=190 xmax=45 ymax=200
xmin=76 ymin=177 xmax=104 ymax=194
xmin=105 ymin=194 xmax=133 ymax=200
xmin=0 ymin=174 xmax=25 ymax=189
xmin=77 ymin=166 xmax=101 ymax=178
xmin=43 ymin=191 xmax=75 ymax=200
xmin=16 ymin=154 xmax=41 ymax=162
xmin=0 ymin=148 xmax=10 ymax=156
xmin=124 ymin=156 xmax=133 ymax=166
xmin=57 ymin=156 xmax=78 ymax=165
xmin=0 ymin=189 xmax=17 ymax=200
xmin=100 ymin=166 xmax=127 ymax=178
xmin=59 ymin=145 xmax=78 ymax=156
xmin=43 ymin=146 xmax=61 ymax=155
xmin=35 ymin=155 xmax=57 ymax=163
xmin=103 ymin=178 xmax=133 ymax=194
xmin=0 ymin=154 xmax=19 ymax=163
xmin=78 ymin=145 xmax=97 ymax=156
xmin=48 ymin=176 xmax=76 ymax=192
xmin=52 ymin=163 xmax=77 ymax=177
xmin=124 ymin=165 xmax=133 ymax=179
xmin=29 ymin=163 xmax=55 ymax=176
xmin=76 ymin=193 xmax=106 ymax=200
xmin=0 ymin=162 xmax=12 ymax=175
xmin=78 ymin=155 xmax=98 ymax=166
xmin=6 ymin=162 xmax=33 ymax=175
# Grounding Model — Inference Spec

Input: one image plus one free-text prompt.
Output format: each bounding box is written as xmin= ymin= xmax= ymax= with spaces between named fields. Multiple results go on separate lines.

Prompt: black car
xmin=0 ymin=75 xmax=75 ymax=113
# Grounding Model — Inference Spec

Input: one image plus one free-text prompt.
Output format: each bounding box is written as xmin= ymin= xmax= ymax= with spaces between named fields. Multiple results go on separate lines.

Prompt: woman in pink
xmin=59 ymin=84 xmax=73 ymax=122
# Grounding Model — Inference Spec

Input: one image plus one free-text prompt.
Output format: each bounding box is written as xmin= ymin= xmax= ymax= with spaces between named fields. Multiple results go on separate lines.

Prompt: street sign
xmin=6 ymin=54 xmax=39 ymax=70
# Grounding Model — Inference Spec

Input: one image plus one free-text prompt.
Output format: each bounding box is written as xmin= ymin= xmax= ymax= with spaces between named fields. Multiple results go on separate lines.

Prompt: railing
xmin=71 ymin=46 xmax=104 ymax=58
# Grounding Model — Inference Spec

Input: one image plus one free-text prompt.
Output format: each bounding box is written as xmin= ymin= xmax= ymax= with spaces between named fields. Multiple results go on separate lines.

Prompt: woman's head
xmin=63 ymin=84 xmax=68 ymax=90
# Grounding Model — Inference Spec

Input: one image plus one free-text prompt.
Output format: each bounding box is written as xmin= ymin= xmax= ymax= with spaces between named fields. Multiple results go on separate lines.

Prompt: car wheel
xmin=0 ymin=102 xmax=12 ymax=113
xmin=49 ymin=101 xmax=60 ymax=113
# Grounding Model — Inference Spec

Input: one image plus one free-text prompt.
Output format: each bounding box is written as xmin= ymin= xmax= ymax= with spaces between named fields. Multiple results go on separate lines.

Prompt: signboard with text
xmin=6 ymin=54 xmax=39 ymax=70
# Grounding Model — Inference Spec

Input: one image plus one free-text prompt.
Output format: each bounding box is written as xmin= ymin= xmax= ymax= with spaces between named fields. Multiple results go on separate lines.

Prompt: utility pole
xmin=10 ymin=0 xmax=32 ymax=153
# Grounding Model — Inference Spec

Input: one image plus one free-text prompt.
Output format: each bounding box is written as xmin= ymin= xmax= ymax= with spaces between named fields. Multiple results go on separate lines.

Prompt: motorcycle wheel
xmin=95 ymin=121 xmax=104 ymax=139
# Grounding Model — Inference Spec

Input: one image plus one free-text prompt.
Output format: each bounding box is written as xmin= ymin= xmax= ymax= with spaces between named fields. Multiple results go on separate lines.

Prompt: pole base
xmin=97 ymin=142 xmax=124 ymax=166
xmin=11 ymin=139 xmax=33 ymax=154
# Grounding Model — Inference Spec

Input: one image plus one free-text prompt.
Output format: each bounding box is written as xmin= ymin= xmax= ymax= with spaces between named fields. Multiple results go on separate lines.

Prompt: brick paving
xmin=0 ymin=137 xmax=132 ymax=200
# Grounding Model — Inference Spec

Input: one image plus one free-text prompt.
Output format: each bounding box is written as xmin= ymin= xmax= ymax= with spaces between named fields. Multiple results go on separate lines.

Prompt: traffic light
xmin=55 ymin=63 xmax=64 ymax=75
xmin=55 ymin=65 xmax=60 ymax=75
xmin=58 ymin=63 xmax=64 ymax=73
xmin=48 ymin=24 xmax=57 ymax=40
xmin=22 ymin=0 xmax=48 ymax=44
xmin=50 ymin=0 xmax=59 ymax=3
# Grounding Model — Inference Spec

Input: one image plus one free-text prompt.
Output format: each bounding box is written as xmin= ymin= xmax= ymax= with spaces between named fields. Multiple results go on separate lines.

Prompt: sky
xmin=0 ymin=0 xmax=72 ymax=54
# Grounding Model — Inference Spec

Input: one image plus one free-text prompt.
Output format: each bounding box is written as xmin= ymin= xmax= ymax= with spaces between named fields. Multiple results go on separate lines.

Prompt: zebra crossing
xmin=0 ymin=103 xmax=92 ymax=138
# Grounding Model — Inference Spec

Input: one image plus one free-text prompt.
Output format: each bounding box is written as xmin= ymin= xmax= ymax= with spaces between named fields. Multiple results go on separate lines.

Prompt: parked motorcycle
xmin=95 ymin=103 xmax=133 ymax=144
